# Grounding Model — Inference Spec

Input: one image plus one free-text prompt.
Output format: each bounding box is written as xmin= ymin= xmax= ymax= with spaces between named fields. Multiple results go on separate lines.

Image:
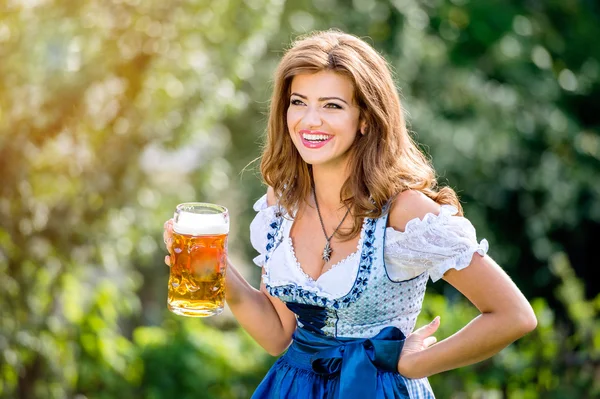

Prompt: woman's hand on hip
xmin=397 ymin=316 xmax=440 ymax=378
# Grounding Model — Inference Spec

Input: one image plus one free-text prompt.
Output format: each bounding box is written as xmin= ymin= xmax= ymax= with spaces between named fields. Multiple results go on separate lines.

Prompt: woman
xmin=165 ymin=30 xmax=537 ymax=398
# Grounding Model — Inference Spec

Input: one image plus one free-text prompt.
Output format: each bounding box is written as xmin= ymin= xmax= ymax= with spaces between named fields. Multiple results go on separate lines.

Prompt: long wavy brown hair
xmin=260 ymin=30 xmax=461 ymax=239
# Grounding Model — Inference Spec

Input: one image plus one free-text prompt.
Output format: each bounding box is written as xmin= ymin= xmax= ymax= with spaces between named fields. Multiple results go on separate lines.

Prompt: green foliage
xmin=419 ymin=254 xmax=599 ymax=398
xmin=1 ymin=0 xmax=598 ymax=398
xmin=0 ymin=0 xmax=283 ymax=397
xmin=134 ymin=320 xmax=271 ymax=399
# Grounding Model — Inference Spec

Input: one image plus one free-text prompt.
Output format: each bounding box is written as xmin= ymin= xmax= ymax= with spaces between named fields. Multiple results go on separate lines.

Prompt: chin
xmin=302 ymin=156 xmax=349 ymax=169
xmin=294 ymin=150 xmax=323 ymax=164
xmin=294 ymin=146 xmax=348 ymax=167
xmin=298 ymin=155 xmax=330 ymax=166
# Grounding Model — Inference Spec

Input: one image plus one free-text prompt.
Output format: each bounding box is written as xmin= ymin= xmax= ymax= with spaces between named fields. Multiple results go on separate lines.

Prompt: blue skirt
xmin=251 ymin=327 xmax=435 ymax=399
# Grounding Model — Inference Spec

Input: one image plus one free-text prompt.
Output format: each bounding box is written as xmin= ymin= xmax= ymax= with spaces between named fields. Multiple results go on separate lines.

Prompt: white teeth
xmin=302 ymin=133 xmax=330 ymax=142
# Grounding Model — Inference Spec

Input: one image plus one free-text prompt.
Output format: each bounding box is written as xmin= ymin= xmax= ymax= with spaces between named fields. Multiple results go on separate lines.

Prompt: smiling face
xmin=286 ymin=70 xmax=363 ymax=170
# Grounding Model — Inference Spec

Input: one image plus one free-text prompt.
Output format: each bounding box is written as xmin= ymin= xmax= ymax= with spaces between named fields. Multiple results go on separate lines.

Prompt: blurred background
xmin=0 ymin=0 xmax=599 ymax=398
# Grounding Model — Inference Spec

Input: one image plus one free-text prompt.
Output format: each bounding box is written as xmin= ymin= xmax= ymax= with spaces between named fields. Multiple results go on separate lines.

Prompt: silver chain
xmin=313 ymin=187 xmax=351 ymax=261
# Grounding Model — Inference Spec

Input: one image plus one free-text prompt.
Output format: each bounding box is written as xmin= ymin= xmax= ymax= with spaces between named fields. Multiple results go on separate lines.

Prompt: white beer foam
xmin=173 ymin=210 xmax=229 ymax=236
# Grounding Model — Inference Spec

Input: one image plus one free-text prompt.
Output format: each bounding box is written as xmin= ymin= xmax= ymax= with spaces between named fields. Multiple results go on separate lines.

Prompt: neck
xmin=311 ymin=163 xmax=350 ymax=211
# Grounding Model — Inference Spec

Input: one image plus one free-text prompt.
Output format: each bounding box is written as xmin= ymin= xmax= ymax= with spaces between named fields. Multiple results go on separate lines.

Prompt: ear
xmin=360 ymin=120 xmax=367 ymax=135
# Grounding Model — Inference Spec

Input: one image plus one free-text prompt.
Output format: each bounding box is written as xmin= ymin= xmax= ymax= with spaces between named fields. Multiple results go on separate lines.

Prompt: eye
xmin=324 ymin=103 xmax=343 ymax=109
xmin=290 ymin=99 xmax=305 ymax=106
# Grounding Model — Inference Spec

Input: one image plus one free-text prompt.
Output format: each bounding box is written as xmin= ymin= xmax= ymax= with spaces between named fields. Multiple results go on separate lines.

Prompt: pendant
xmin=322 ymin=241 xmax=332 ymax=262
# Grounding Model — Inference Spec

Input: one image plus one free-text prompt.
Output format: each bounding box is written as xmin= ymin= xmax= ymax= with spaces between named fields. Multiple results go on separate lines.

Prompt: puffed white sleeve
xmin=384 ymin=205 xmax=489 ymax=282
xmin=249 ymin=194 xmax=279 ymax=267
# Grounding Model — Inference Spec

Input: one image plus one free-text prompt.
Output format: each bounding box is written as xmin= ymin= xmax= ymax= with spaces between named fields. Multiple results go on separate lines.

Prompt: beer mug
xmin=167 ymin=203 xmax=229 ymax=317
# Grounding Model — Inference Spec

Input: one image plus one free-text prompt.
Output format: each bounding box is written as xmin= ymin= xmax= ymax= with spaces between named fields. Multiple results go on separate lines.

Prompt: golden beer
xmin=167 ymin=203 xmax=229 ymax=317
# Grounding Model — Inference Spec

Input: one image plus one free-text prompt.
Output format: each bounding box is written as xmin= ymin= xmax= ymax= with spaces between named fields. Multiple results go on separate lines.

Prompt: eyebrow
xmin=290 ymin=92 xmax=350 ymax=106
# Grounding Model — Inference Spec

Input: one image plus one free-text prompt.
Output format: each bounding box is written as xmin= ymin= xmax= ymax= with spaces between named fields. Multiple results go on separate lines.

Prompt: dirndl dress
xmin=248 ymin=195 xmax=489 ymax=399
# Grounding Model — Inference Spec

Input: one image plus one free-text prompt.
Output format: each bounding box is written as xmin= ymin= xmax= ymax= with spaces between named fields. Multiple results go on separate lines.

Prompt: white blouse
xmin=250 ymin=194 xmax=489 ymax=298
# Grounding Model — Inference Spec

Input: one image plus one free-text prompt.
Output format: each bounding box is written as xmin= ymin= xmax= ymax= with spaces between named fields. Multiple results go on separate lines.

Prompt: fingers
xmin=405 ymin=317 xmax=440 ymax=350
xmin=163 ymin=220 xmax=175 ymax=268
xmin=163 ymin=218 xmax=174 ymax=253
xmin=163 ymin=219 xmax=172 ymax=240
xmin=423 ymin=336 xmax=437 ymax=348
xmin=429 ymin=316 xmax=440 ymax=329
xmin=425 ymin=316 xmax=440 ymax=336
xmin=414 ymin=316 xmax=441 ymax=336
xmin=419 ymin=316 xmax=440 ymax=347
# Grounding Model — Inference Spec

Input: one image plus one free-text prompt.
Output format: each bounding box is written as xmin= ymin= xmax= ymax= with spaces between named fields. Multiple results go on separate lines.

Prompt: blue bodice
xmin=263 ymin=208 xmax=428 ymax=339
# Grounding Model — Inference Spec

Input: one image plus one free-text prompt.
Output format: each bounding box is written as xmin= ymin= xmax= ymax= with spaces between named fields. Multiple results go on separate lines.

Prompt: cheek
xmin=336 ymin=116 xmax=359 ymax=134
xmin=345 ymin=114 xmax=361 ymax=133
xmin=286 ymin=109 xmax=299 ymax=133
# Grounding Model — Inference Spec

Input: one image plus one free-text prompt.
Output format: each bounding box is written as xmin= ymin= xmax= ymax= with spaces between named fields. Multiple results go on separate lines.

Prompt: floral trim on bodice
xmin=263 ymin=212 xmax=284 ymax=265
xmin=265 ymin=216 xmax=378 ymax=309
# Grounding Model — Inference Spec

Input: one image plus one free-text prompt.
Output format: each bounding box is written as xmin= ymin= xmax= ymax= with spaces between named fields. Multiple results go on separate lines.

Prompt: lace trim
xmin=286 ymin=219 xmax=366 ymax=283
xmin=266 ymin=217 xmax=378 ymax=309
xmin=287 ymin=237 xmax=316 ymax=282
xmin=428 ymin=238 xmax=489 ymax=282
xmin=384 ymin=204 xmax=458 ymax=241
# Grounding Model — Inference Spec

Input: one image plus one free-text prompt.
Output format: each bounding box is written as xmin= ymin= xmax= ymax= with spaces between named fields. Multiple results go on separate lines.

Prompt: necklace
xmin=313 ymin=188 xmax=351 ymax=262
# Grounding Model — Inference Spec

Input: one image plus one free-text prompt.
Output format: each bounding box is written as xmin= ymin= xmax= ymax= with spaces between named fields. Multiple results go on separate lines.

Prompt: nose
xmin=302 ymin=106 xmax=322 ymax=128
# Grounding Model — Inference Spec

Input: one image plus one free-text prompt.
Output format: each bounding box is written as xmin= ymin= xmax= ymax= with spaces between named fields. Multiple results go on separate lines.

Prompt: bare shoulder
xmin=388 ymin=190 xmax=441 ymax=232
xmin=266 ymin=186 xmax=277 ymax=207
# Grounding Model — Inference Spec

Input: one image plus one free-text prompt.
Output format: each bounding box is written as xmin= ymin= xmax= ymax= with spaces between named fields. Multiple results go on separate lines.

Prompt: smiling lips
xmin=299 ymin=129 xmax=333 ymax=149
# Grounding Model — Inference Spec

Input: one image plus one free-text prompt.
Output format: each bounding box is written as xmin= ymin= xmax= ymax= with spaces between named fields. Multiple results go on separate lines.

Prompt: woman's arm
xmin=225 ymin=262 xmax=297 ymax=356
xmin=226 ymin=186 xmax=297 ymax=355
xmin=164 ymin=186 xmax=297 ymax=356
xmin=398 ymin=253 xmax=537 ymax=378
xmin=388 ymin=190 xmax=537 ymax=378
